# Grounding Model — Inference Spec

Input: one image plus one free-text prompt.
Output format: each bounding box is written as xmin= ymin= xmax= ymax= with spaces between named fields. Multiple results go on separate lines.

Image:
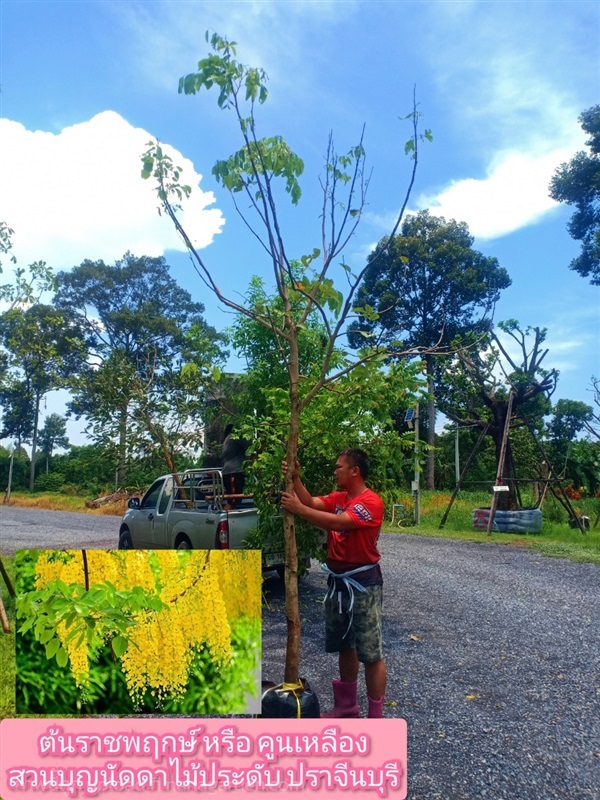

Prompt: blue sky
xmin=1 ymin=0 xmax=599 ymax=446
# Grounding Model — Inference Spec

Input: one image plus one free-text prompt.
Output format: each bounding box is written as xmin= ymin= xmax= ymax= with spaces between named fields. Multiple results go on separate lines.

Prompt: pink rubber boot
xmin=321 ymin=679 xmax=360 ymax=718
xmin=367 ymin=695 xmax=385 ymax=718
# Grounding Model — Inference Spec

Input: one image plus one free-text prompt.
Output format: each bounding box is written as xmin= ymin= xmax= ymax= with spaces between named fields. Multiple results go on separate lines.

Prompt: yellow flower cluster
xmin=211 ymin=550 xmax=262 ymax=621
xmin=33 ymin=549 xmax=262 ymax=704
xmin=57 ymin=619 xmax=89 ymax=687
xmin=35 ymin=550 xmax=156 ymax=593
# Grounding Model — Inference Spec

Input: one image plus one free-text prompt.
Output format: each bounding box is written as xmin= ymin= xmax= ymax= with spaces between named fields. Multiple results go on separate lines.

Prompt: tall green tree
xmin=0 ymin=305 xmax=85 ymax=490
xmin=548 ymin=399 xmax=593 ymax=445
xmin=0 ymin=377 xmax=34 ymax=448
xmin=437 ymin=321 xmax=557 ymax=510
xmin=547 ymin=399 xmax=595 ymax=491
xmin=53 ymin=253 xmax=224 ymax=485
xmin=549 ymin=105 xmax=600 ymax=284
xmin=142 ymin=32 xmax=433 ymax=690
xmin=348 ymin=210 xmax=511 ymax=489
xmin=37 ymin=413 xmax=70 ymax=474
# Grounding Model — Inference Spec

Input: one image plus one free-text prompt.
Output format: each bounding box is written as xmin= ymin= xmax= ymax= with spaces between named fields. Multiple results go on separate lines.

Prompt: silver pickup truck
xmin=118 ymin=468 xmax=286 ymax=575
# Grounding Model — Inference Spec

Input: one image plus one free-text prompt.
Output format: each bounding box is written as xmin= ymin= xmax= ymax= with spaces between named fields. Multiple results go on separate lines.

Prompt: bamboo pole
xmin=486 ymin=392 xmax=515 ymax=535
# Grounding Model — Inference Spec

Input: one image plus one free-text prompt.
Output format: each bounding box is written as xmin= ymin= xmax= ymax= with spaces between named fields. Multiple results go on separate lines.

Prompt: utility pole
xmin=413 ymin=403 xmax=420 ymax=525
xmin=455 ymin=423 xmax=460 ymax=485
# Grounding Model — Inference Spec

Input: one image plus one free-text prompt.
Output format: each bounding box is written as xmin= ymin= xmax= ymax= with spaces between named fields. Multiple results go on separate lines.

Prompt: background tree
xmin=0 ymin=228 xmax=59 ymax=495
xmin=37 ymin=413 xmax=70 ymax=474
xmin=437 ymin=321 xmax=557 ymax=509
xmin=548 ymin=399 xmax=593 ymax=447
xmin=227 ymin=276 xmax=423 ymax=509
xmin=0 ymin=305 xmax=85 ymax=490
xmin=142 ymin=32 xmax=434 ymax=692
xmin=549 ymin=105 xmax=600 ymax=284
xmin=0 ymin=222 xmax=56 ymax=310
xmin=349 ymin=210 xmax=511 ymax=489
xmin=0 ymin=378 xmax=34 ymax=497
xmin=0 ymin=377 xmax=34 ymax=452
xmin=584 ymin=376 xmax=600 ymax=440
xmin=53 ymin=253 xmax=224 ymax=485
xmin=545 ymin=398 xmax=598 ymax=496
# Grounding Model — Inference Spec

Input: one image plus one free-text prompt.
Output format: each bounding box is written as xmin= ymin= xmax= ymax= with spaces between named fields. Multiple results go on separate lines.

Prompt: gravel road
xmin=2 ymin=509 xmax=598 ymax=798
xmin=0 ymin=505 xmax=119 ymax=554
xmin=262 ymin=533 xmax=600 ymax=800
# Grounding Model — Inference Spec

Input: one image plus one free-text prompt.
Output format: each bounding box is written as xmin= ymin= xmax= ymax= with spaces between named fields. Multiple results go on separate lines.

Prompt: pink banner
xmin=0 ymin=718 xmax=407 ymax=799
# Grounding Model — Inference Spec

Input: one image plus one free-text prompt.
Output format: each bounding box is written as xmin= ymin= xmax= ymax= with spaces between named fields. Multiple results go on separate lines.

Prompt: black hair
xmin=337 ymin=448 xmax=370 ymax=479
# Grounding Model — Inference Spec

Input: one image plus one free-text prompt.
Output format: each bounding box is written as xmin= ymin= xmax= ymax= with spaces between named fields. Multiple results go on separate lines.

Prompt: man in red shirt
xmin=281 ymin=448 xmax=386 ymax=718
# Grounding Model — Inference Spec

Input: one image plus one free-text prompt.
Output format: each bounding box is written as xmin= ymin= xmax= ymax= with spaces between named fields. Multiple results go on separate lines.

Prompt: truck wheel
xmin=176 ymin=538 xmax=192 ymax=550
xmin=118 ymin=528 xmax=133 ymax=549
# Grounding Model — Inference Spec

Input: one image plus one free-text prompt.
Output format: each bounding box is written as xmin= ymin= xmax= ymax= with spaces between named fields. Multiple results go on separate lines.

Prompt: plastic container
xmin=472 ymin=507 xmax=542 ymax=533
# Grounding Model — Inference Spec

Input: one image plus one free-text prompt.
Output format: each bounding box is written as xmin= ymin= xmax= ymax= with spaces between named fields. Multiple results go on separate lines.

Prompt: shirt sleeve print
xmin=345 ymin=493 xmax=383 ymax=528
xmin=348 ymin=502 xmax=373 ymax=523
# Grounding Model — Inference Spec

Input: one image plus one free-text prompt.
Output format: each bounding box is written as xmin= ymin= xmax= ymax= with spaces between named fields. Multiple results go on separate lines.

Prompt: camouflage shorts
xmin=324 ymin=583 xmax=383 ymax=663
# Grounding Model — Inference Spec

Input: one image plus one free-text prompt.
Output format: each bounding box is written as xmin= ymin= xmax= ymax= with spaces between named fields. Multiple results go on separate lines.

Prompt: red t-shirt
xmin=318 ymin=488 xmax=384 ymax=569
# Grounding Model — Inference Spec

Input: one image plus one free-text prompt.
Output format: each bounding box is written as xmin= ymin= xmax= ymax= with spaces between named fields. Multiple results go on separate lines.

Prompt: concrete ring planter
xmin=472 ymin=507 xmax=542 ymax=534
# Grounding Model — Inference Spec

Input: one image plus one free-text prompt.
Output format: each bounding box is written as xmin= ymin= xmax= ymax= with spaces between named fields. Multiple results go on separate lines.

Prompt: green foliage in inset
xmin=15 ymin=550 xmax=261 ymax=715
xmin=0 ymin=556 xmax=16 ymax=721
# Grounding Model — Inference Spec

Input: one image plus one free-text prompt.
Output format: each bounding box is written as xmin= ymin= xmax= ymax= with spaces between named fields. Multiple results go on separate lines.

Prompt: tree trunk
xmin=283 ymin=325 xmax=301 ymax=686
xmin=117 ymin=404 xmax=128 ymax=487
xmin=491 ymin=403 xmax=518 ymax=511
xmin=28 ymin=392 xmax=41 ymax=491
xmin=426 ymin=356 xmax=435 ymax=490
xmin=4 ymin=449 xmax=14 ymax=503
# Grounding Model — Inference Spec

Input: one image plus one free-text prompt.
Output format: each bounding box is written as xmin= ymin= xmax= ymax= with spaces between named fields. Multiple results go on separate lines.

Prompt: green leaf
xmin=112 ymin=635 xmax=128 ymax=658
xmin=55 ymin=646 xmax=69 ymax=667
xmin=45 ymin=638 xmax=61 ymax=659
xmin=18 ymin=619 xmax=35 ymax=635
xmin=39 ymin=628 xmax=55 ymax=644
xmin=148 ymin=596 xmax=165 ymax=613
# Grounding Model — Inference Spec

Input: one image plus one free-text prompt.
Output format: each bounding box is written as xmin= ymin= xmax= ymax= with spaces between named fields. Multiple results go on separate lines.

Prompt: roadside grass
xmin=4 ymin=489 xmax=600 ymax=565
xmin=4 ymin=492 xmax=127 ymax=517
xmin=382 ymin=490 xmax=600 ymax=566
xmin=0 ymin=555 xmax=16 ymax=720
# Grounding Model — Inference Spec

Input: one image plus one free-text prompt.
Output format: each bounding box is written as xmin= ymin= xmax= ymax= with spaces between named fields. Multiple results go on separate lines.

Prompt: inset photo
xmin=15 ymin=549 xmax=261 ymax=715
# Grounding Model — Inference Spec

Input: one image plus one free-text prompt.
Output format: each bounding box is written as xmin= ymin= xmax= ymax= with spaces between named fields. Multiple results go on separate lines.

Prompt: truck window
xmin=158 ymin=478 xmax=173 ymax=515
xmin=140 ymin=479 xmax=165 ymax=509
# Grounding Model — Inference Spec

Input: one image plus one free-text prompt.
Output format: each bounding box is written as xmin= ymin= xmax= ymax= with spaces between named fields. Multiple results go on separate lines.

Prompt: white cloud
xmin=401 ymin=1 xmax=596 ymax=240
xmin=413 ymin=144 xmax=580 ymax=240
xmin=0 ymin=111 xmax=224 ymax=270
xmin=366 ymin=112 xmax=586 ymax=242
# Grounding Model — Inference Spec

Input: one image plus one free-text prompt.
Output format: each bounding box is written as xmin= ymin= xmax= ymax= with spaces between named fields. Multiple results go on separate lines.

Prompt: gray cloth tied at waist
xmin=321 ymin=563 xmax=373 ymax=638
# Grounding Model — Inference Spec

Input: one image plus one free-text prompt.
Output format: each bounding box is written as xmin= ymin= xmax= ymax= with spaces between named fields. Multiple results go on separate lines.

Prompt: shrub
xmin=34 ymin=473 xmax=65 ymax=492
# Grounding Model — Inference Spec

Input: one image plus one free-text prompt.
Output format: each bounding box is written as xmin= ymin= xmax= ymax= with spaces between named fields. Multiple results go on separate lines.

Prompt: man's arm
xmin=281 ymin=491 xmax=353 ymax=530
xmin=282 ymin=460 xmax=326 ymax=510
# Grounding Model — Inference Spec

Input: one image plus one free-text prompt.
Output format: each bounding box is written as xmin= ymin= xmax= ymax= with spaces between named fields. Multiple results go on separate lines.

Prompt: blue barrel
xmin=472 ymin=507 xmax=542 ymax=533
